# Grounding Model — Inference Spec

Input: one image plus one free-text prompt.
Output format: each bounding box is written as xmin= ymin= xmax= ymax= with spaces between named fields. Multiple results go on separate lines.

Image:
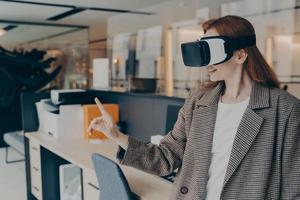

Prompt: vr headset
xmin=181 ymin=35 xmax=256 ymax=67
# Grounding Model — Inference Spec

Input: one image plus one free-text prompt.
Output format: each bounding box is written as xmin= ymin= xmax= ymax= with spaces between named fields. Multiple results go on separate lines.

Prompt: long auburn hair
xmin=200 ymin=15 xmax=280 ymax=90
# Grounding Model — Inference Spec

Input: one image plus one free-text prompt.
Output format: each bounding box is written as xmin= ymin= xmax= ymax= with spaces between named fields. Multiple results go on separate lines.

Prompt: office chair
xmin=91 ymin=153 xmax=139 ymax=200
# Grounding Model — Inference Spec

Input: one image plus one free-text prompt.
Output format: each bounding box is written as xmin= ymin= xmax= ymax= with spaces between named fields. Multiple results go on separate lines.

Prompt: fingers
xmin=94 ymin=97 xmax=108 ymax=116
xmin=87 ymin=118 xmax=96 ymax=133
xmin=87 ymin=116 xmax=103 ymax=133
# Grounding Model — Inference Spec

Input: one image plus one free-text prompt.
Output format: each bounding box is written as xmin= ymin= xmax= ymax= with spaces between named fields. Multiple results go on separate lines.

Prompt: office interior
xmin=0 ymin=0 xmax=299 ymax=200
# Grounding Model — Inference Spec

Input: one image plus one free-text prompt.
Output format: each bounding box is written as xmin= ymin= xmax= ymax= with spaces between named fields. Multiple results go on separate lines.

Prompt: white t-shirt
xmin=206 ymin=96 xmax=250 ymax=200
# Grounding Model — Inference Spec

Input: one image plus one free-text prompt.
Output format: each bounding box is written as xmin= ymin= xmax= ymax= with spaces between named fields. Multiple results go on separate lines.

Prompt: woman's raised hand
xmin=87 ymin=98 xmax=119 ymax=139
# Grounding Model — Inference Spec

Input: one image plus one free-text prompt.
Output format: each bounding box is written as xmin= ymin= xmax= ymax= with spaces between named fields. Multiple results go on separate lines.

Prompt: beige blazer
xmin=118 ymin=81 xmax=300 ymax=200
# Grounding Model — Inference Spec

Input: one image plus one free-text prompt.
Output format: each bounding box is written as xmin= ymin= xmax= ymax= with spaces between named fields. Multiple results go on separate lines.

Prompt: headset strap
xmin=231 ymin=35 xmax=256 ymax=50
xmin=201 ymin=35 xmax=256 ymax=51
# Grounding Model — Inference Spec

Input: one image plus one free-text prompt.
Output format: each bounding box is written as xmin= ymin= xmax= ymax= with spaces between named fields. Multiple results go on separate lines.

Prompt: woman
xmin=88 ymin=15 xmax=300 ymax=200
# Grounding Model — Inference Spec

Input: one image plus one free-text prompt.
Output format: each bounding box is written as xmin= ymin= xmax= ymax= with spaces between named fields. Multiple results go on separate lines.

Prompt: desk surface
xmin=25 ymin=132 xmax=172 ymax=200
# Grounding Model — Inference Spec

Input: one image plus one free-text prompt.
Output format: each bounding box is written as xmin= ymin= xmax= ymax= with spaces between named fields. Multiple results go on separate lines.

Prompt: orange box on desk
xmin=83 ymin=104 xmax=119 ymax=140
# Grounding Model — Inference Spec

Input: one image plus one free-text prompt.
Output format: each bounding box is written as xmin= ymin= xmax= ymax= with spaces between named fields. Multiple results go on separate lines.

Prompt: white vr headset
xmin=181 ymin=35 xmax=256 ymax=67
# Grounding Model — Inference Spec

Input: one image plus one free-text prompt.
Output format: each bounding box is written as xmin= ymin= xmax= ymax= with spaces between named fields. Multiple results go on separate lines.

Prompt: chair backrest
xmin=91 ymin=153 xmax=134 ymax=200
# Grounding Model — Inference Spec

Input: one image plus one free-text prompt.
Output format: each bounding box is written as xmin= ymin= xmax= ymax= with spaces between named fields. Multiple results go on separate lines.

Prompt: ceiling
xmin=0 ymin=0 xmax=170 ymax=25
xmin=0 ymin=0 xmax=171 ymax=47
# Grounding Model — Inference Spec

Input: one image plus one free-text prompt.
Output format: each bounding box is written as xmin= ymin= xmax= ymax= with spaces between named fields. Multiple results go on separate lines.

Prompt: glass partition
xmin=110 ymin=32 xmax=133 ymax=90
xmin=221 ymin=0 xmax=300 ymax=98
xmin=0 ymin=22 xmax=89 ymax=90
xmin=105 ymin=0 xmax=300 ymax=98
xmin=172 ymin=19 xmax=206 ymax=97
xmin=136 ymin=25 xmax=163 ymax=79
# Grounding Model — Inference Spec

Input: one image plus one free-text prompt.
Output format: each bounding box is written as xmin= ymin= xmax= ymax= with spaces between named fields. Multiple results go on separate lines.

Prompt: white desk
xmin=25 ymin=132 xmax=172 ymax=200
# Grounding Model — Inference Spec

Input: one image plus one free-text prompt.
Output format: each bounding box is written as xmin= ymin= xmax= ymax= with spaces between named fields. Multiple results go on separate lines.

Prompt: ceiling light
xmin=47 ymin=8 xmax=86 ymax=21
xmin=3 ymin=25 xmax=18 ymax=31
xmin=0 ymin=29 xmax=6 ymax=36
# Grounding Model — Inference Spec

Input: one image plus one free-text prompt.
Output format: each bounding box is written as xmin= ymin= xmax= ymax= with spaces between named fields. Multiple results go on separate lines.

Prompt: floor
xmin=0 ymin=147 xmax=26 ymax=200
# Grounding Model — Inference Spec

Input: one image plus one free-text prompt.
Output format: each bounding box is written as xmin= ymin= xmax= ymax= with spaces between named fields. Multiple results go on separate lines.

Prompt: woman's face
xmin=204 ymin=29 xmax=246 ymax=82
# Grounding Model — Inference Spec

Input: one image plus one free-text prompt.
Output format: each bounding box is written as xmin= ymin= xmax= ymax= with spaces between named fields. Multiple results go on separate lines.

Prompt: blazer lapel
xmin=192 ymin=81 xmax=270 ymax=196
xmin=192 ymin=82 xmax=224 ymax=196
xmin=192 ymin=105 xmax=218 ymax=196
xmin=222 ymin=82 xmax=270 ymax=190
xmin=222 ymin=107 xmax=264 ymax=188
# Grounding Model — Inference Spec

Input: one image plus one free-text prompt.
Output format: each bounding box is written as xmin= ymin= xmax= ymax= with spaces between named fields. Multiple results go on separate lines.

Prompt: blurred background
xmin=0 ymin=1 xmax=299 ymax=199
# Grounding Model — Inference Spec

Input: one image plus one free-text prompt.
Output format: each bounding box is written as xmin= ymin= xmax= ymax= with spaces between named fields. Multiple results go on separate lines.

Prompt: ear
xmin=236 ymin=49 xmax=248 ymax=64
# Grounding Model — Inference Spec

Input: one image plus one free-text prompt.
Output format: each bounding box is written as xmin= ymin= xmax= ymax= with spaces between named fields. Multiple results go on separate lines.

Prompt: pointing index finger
xmin=94 ymin=97 xmax=107 ymax=115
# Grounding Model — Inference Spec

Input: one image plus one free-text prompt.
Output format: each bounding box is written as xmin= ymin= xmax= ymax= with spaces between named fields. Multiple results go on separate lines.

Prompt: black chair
xmin=91 ymin=153 xmax=140 ymax=200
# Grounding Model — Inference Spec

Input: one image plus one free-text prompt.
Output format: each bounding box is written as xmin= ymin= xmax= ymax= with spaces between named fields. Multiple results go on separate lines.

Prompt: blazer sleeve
xmin=116 ymin=93 xmax=192 ymax=177
xmin=281 ymin=100 xmax=300 ymax=199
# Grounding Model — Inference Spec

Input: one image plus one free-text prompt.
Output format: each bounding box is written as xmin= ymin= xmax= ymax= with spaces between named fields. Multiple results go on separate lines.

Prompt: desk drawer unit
xmin=30 ymin=140 xmax=42 ymax=200
xmin=83 ymin=169 xmax=99 ymax=200
xmin=31 ymin=166 xmax=42 ymax=199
